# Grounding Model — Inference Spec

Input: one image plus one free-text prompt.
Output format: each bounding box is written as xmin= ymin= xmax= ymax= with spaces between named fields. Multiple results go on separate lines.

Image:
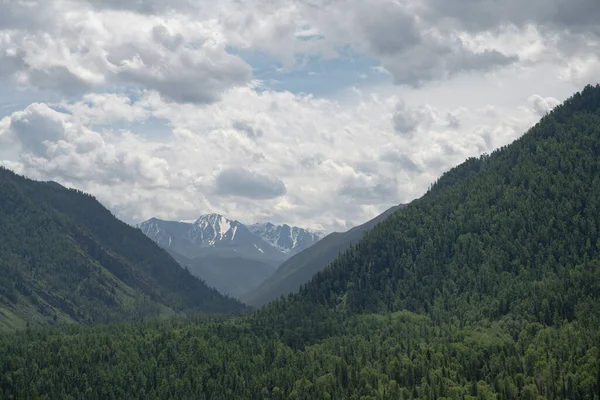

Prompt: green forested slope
xmin=241 ymin=204 xmax=404 ymax=307
xmin=1 ymin=85 xmax=600 ymax=399
xmin=0 ymin=170 xmax=243 ymax=330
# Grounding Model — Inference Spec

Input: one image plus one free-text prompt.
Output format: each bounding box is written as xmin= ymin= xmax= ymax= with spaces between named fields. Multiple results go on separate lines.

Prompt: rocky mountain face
xmin=140 ymin=214 xmax=285 ymax=264
xmin=139 ymin=214 xmax=322 ymax=298
xmin=248 ymin=223 xmax=322 ymax=255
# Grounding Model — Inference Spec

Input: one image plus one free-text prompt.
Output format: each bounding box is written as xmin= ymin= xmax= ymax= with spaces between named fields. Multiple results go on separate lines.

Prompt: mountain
xmin=166 ymin=249 xmax=275 ymax=298
xmin=140 ymin=215 xmax=286 ymax=264
xmin=2 ymin=86 xmax=600 ymax=398
xmin=0 ymin=169 xmax=243 ymax=331
xmin=140 ymin=216 xmax=320 ymax=298
xmin=248 ymin=223 xmax=322 ymax=255
xmin=241 ymin=204 xmax=404 ymax=306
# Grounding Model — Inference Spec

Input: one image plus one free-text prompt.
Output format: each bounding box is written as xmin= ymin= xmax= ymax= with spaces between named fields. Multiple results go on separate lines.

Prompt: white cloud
xmin=1 ymin=85 xmax=553 ymax=232
xmin=4 ymin=0 xmax=595 ymax=100
xmin=528 ymin=95 xmax=560 ymax=117
xmin=0 ymin=1 xmax=251 ymax=103
xmin=0 ymin=0 xmax=597 ymax=233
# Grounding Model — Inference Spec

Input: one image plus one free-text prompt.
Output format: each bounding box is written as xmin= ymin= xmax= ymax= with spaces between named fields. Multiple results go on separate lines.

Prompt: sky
xmin=0 ymin=0 xmax=598 ymax=233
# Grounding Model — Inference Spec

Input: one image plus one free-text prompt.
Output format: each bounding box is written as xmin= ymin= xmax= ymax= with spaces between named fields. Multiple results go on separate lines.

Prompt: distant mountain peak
xmin=192 ymin=213 xmax=243 ymax=245
xmin=249 ymin=222 xmax=322 ymax=255
xmin=140 ymin=214 xmax=321 ymax=261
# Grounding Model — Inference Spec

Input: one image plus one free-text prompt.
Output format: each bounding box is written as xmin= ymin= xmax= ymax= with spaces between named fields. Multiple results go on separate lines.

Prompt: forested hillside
xmin=0 ymin=170 xmax=244 ymax=330
xmin=1 ymin=85 xmax=600 ymax=399
xmin=242 ymin=204 xmax=404 ymax=307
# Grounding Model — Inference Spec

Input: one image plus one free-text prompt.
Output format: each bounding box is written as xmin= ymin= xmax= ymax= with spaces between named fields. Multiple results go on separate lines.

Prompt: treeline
xmin=1 ymin=311 xmax=598 ymax=399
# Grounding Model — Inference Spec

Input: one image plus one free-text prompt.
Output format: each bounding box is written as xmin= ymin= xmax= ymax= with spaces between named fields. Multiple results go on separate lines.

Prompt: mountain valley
xmin=1 ymin=86 xmax=600 ymax=399
xmin=140 ymin=215 xmax=321 ymax=297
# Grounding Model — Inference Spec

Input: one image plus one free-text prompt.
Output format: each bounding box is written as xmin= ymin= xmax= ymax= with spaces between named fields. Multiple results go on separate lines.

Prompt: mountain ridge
xmin=242 ymin=204 xmax=404 ymax=306
xmin=0 ymin=168 xmax=244 ymax=331
xmin=249 ymin=222 xmax=322 ymax=255
xmin=139 ymin=214 xmax=323 ymax=298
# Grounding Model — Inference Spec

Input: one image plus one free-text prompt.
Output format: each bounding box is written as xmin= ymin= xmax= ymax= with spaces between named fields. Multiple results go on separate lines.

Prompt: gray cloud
xmin=360 ymin=3 xmax=421 ymax=56
xmin=86 ymin=0 xmax=195 ymax=14
xmin=300 ymin=0 xmax=521 ymax=87
xmin=384 ymin=45 xmax=517 ymax=87
xmin=0 ymin=1 xmax=57 ymax=31
xmin=232 ymin=120 xmax=263 ymax=138
xmin=214 ymin=167 xmax=287 ymax=199
xmin=9 ymin=104 xmax=67 ymax=156
xmin=425 ymin=0 xmax=600 ymax=35
xmin=380 ymin=152 xmax=421 ymax=174
xmin=393 ymin=102 xmax=420 ymax=136
xmin=26 ymin=66 xmax=92 ymax=95
xmin=338 ymin=179 xmax=398 ymax=204
xmin=117 ymin=51 xmax=251 ymax=104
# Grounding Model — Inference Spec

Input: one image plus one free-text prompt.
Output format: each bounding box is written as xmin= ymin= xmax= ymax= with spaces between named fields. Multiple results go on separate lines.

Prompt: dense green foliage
xmin=0 ymin=171 xmax=244 ymax=330
xmin=242 ymin=205 xmax=404 ymax=307
xmin=1 ymin=85 xmax=600 ymax=399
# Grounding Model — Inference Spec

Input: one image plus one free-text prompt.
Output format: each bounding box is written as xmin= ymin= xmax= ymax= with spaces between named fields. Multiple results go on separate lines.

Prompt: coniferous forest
xmin=1 ymin=86 xmax=600 ymax=399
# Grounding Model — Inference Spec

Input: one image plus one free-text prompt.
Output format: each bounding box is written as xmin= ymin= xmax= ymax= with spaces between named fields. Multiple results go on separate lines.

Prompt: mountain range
xmin=2 ymin=86 xmax=600 ymax=398
xmin=139 ymin=215 xmax=321 ymax=297
xmin=248 ymin=222 xmax=322 ymax=255
xmin=0 ymin=169 xmax=243 ymax=331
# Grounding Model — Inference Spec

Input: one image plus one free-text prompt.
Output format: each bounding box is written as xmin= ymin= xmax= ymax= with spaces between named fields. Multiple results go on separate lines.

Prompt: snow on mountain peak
xmin=141 ymin=214 xmax=321 ymax=257
xmin=249 ymin=222 xmax=322 ymax=254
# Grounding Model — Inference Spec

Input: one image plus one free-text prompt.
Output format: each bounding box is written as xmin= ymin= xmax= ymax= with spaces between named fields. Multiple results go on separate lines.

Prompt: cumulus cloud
xmin=0 ymin=0 xmax=595 ymax=232
xmin=0 ymin=1 xmax=251 ymax=103
xmin=63 ymin=93 xmax=151 ymax=125
xmin=528 ymin=95 xmax=561 ymax=117
xmin=2 ymin=102 xmax=170 ymax=188
xmin=214 ymin=167 xmax=287 ymax=199
xmin=393 ymin=102 xmax=420 ymax=136
xmin=338 ymin=176 xmax=398 ymax=204
xmin=1 ymin=0 xmax=597 ymax=98
xmin=0 ymin=85 xmax=553 ymax=231
xmin=9 ymin=104 xmax=67 ymax=156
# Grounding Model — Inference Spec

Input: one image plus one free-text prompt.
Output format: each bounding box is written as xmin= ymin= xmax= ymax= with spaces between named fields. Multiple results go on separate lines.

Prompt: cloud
xmin=379 ymin=151 xmax=421 ymax=174
xmin=1 ymin=0 xmax=596 ymax=100
xmin=0 ymin=116 xmax=14 ymax=146
xmin=292 ymin=0 xmax=521 ymax=86
xmin=528 ymin=95 xmax=560 ymax=117
xmin=214 ymin=167 xmax=287 ymax=199
xmin=425 ymin=0 xmax=600 ymax=33
xmin=393 ymin=102 xmax=420 ymax=136
xmin=0 ymin=84 xmax=554 ymax=232
xmin=3 ymin=102 xmax=170 ymax=188
xmin=0 ymin=0 xmax=594 ymax=233
xmin=9 ymin=103 xmax=67 ymax=156
xmin=0 ymin=3 xmax=252 ymax=103
xmin=63 ymin=93 xmax=151 ymax=125
xmin=86 ymin=0 xmax=193 ymax=14
xmin=338 ymin=175 xmax=398 ymax=204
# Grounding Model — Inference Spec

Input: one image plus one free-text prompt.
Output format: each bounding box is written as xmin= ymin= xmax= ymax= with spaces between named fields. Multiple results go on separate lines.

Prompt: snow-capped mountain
xmin=249 ymin=223 xmax=322 ymax=255
xmin=139 ymin=214 xmax=286 ymax=264
xmin=140 ymin=214 xmax=323 ymax=298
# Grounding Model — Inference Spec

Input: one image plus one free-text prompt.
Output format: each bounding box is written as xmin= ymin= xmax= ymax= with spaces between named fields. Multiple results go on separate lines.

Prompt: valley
xmin=1 ymin=85 xmax=600 ymax=398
